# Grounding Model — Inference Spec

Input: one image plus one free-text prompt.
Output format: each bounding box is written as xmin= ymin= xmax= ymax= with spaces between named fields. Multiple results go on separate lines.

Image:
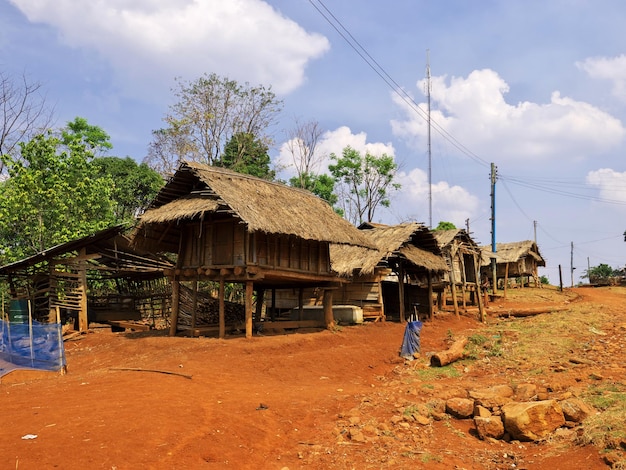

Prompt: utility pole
xmin=570 ymin=241 xmax=575 ymax=287
xmin=426 ymin=50 xmax=432 ymax=229
xmin=490 ymin=163 xmax=498 ymax=293
xmin=533 ymin=220 xmax=537 ymax=244
xmin=465 ymin=218 xmax=470 ymax=234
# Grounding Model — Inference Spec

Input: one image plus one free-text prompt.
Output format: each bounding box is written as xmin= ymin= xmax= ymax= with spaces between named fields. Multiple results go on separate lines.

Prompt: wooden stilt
xmin=323 ymin=288 xmax=335 ymax=329
xmin=245 ymin=281 xmax=253 ymax=339
xmin=218 ymin=278 xmax=225 ymax=339
xmin=398 ymin=263 xmax=406 ymax=323
xmin=169 ymin=277 xmax=180 ymax=337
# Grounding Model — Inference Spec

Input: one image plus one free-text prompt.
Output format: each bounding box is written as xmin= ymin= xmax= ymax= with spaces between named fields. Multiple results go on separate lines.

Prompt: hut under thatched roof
xmin=431 ymin=229 xmax=485 ymax=319
xmin=330 ymin=222 xmax=448 ymax=322
xmin=132 ymin=161 xmax=374 ymax=338
xmin=0 ymin=225 xmax=173 ymax=332
xmin=481 ymin=240 xmax=545 ymax=289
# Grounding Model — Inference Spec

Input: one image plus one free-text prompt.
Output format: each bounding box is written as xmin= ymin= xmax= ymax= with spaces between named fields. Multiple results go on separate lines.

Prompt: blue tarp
xmin=400 ymin=320 xmax=423 ymax=360
xmin=0 ymin=319 xmax=66 ymax=377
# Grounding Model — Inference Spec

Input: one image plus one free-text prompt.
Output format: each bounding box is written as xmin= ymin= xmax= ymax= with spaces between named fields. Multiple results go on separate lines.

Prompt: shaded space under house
xmin=432 ymin=228 xmax=486 ymax=320
xmin=131 ymin=161 xmax=374 ymax=338
xmin=330 ymin=222 xmax=449 ymax=322
xmin=480 ymin=240 xmax=546 ymax=292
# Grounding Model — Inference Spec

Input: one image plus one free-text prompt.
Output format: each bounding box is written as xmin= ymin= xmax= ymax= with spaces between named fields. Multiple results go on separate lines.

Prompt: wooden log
xmin=430 ymin=337 xmax=468 ymax=367
xmin=495 ymin=306 xmax=568 ymax=317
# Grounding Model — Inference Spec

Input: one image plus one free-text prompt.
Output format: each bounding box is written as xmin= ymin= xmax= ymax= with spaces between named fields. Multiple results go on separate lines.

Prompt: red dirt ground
xmin=1 ymin=287 xmax=622 ymax=469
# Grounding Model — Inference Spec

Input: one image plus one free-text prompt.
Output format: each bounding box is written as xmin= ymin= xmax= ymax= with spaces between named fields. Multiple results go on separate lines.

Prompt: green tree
xmin=289 ymin=172 xmax=339 ymax=210
xmin=434 ymin=221 xmax=457 ymax=231
xmin=328 ymin=146 xmax=400 ymax=225
xmin=583 ymin=263 xmax=616 ymax=282
xmin=145 ymin=73 xmax=282 ymax=176
xmin=93 ymin=156 xmax=164 ymax=223
xmin=215 ymin=132 xmax=274 ymax=180
xmin=62 ymin=116 xmax=113 ymax=153
xmin=0 ymin=131 xmax=115 ymax=263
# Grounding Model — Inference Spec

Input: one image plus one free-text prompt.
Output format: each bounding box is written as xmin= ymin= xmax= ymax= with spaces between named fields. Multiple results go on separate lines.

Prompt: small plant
xmin=420 ymin=453 xmax=443 ymax=464
xmin=416 ymin=365 xmax=461 ymax=380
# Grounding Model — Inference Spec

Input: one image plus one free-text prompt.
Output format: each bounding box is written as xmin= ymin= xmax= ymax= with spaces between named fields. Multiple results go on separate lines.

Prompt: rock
xmin=469 ymin=385 xmax=514 ymax=408
xmin=514 ymin=383 xmax=537 ymax=401
xmin=348 ymin=429 xmax=366 ymax=442
xmin=474 ymin=404 xmax=492 ymax=418
xmin=435 ymin=386 xmax=469 ymax=400
xmin=474 ymin=416 xmax=505 ymax=440
xmin=560 ymin=398 xmax=593 ymax=423
xmin=427 ymin=398 xmax=447 ymax=420
xmin=445 ymin=398 xmax=475 ymax=419
xmin=502 ymin=400 xmax=565 ymax=441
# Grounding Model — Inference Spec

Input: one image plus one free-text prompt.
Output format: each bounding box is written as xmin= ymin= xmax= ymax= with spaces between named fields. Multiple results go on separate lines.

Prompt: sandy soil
xmin=1 ymin=286 xmax=623 ymax=469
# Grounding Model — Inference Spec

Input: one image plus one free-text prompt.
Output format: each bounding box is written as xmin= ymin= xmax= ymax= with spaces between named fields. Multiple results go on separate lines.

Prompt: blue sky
xmin=2 ymin=0 xmax=626 ymax=284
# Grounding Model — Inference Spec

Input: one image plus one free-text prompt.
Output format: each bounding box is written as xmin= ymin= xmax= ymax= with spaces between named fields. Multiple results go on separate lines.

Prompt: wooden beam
xmin=398 ymin=263 xmax=406 ymax=323
xmin=245 ymin=281 xmax=253 ymax=338
xmin=323 ymin=288 xmax=335 ymax=329
xmin=218 ymin=277 xmax=225 ymax=339
xmin=77 ymin=248 xmax=89 ymax=332
xmin=169 ymin=277 xmax=180 ymax=336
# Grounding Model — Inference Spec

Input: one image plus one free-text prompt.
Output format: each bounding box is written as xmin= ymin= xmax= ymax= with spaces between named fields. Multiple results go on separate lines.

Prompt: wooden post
xmin=56 ymin=306 xmax=66 ymax=375
xmin=503 ymin=263 xmax=509 ymax=300
xmin=398 ymin=263 xmax=406 ymax=323
xmin=77 ymin=248 xmax=89 ymax=332
xmin=270 ymin=288 xmax=276 ymax=321
xmin=245 ymin=281 xmax=253 ymax=339
xmin=377 ymin=279 xmax=386 ymax=321
xmin=218 ymin=277 xmax=225 ymax=339
xmin=323 ymin=288 xmax=335 ymax=328
xmin=190 ymin=277 xmax=198 ymax=330
xmin=449 ymin=257 xmax=460 ymax=318
xmin=475 ymin=260 xmax=486 ymax=323
xmin=427 ymin=272 xmax=434 ymax=321
xmin=169 ymin=277 xmax=180 ymax=336
xmin=256 ymin=288 xmax=265 ymax=321
xmin=298 ymin=288 xmax=304 ymax=321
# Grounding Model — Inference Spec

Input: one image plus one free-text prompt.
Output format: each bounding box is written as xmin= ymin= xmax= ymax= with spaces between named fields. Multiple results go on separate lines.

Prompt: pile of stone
xmin=395 ymin=383 xmax=593 ymax=442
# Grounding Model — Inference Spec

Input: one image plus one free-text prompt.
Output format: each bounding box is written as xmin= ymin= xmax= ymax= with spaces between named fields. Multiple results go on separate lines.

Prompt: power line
xmin=308 ymin=0 xmax=491 ymax=168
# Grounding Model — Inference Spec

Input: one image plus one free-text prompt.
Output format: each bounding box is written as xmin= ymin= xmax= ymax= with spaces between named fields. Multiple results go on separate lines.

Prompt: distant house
xmin=330 ymin=222 xmax=449 ymax=322
xmin=131 ymin=161 xmax=373 ymax=338
xmin=431 ymin=229 xmax=485 ymax=319
xmin=481 ymin=240 xmax=546 ymax=289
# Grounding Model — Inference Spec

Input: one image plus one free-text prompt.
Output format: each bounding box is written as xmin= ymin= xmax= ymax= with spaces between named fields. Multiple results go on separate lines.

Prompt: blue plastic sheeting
xmin=0 ymin=319 xmax=66 ymax=377
xmin=399 ymin=320 xmax=423 ymax=360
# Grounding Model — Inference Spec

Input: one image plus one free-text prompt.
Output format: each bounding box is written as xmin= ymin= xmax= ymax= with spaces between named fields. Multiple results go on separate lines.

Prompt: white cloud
xmin=391 ymin=69 xmax=625 ymax=162
xmin=275 ymin=125 xmax=395 ymax=180
xmin=586 ymin=168 xmax=626 ymax=204
xmin=577 ymin=54 xmax=626 ymax=102
xmin=9 ymin=0 xmax=329 ymax=98
xmin=393 ymin=168 xmax=480 ymax=226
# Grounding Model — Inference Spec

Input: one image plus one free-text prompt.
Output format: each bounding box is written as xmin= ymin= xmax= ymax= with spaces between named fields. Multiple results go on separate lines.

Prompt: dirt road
xmin=2 ymin=286 xmax=623 ymax=469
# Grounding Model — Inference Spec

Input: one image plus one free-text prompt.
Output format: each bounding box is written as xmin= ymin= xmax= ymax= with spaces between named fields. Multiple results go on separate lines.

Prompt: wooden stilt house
xmin=481 ymin=240 xmax=546 ymax=291
xmin=330 ymin=222 xmax=449 ymax=322
xmin=131 ymin=161 xmax=373 ymax=338
xmin=431 ymin=229 xmax=485 ymax=319
xmin=0 ymin=225 xmax=173 ymax=332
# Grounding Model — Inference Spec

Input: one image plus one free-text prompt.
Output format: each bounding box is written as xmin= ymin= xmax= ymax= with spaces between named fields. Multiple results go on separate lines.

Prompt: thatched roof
xmin=431 ymin=228 xmax=479 ymax=251
xmin=0 ymin=225 xmax=173 ymax=278
xmin=331 ymin=222 xmax=448 ymax=276
xmin=480 ymin=240 xmax=545 ymax=267
xmin=134 ymin=161 xmax=373 ymax=250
